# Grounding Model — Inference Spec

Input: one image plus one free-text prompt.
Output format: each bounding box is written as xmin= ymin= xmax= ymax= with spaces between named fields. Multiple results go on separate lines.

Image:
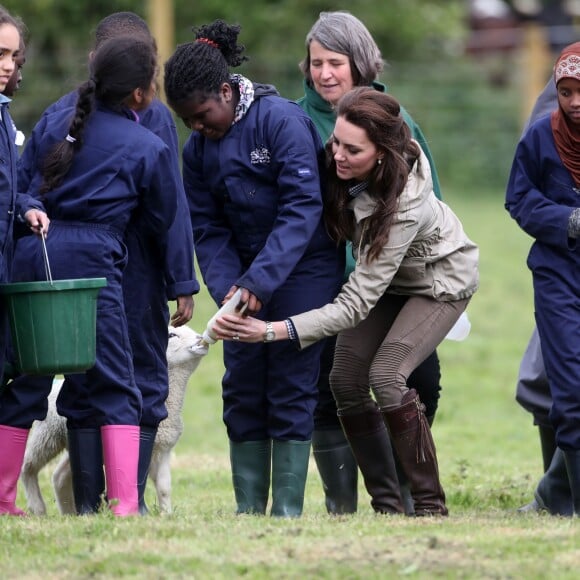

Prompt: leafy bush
xmin=385 ymin=57 xmax=523 ymax=192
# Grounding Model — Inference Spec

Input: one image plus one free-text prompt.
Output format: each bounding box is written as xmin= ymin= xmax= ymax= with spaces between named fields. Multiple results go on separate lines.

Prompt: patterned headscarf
xmin=230 ymin=74 xmax=255 ymax=125
xmin=551 ymin=42 xmax=580 ymax=187
xmin=554 ymin=42 xmax=580 ymax=85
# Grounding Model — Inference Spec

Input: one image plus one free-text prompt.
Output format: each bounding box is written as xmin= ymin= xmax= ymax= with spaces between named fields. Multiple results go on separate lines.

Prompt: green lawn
xmin=2 ymin=188 xmax=578 ymax=579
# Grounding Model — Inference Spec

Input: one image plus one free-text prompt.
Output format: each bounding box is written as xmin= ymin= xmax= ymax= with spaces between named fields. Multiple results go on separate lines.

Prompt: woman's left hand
xmin=214 ymin=313 xmax=268 ymax=343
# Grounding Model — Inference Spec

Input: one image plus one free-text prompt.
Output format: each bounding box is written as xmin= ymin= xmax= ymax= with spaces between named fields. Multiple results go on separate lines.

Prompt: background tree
xmin=4 ymin=0 xmax=534 ymax=189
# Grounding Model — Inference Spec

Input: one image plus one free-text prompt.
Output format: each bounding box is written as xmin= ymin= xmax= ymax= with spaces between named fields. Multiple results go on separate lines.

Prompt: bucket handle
xmin=40 ymin=234 xmax=53 ymax=285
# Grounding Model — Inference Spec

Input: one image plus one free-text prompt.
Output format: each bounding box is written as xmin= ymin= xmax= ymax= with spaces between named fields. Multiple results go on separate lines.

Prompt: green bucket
xmin=0 ymin=278 xmax=107 ymax=375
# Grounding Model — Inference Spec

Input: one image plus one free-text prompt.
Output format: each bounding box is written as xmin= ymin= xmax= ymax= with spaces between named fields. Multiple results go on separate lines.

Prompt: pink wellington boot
xmin=101 ymin=425 xmax=140 ymax=516
xmin=0 ymin=425 xmax=29 ymax=516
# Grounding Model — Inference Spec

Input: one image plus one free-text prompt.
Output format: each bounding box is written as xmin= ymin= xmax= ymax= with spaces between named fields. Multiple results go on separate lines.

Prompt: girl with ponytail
xmin=0 ymin=34 xmax=180 ymax=517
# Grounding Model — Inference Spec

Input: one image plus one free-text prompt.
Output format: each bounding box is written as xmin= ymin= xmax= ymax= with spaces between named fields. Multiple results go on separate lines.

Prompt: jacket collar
xmin=348 ymin=153 xmax=424 ymax=223
xmin=349 ymin=190 xmax=376 ymax=222
xmin=302 ymin=79 xmax=333 ymax=113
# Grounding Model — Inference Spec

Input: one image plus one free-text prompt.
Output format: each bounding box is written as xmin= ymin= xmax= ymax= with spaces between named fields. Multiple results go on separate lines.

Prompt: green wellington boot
xmin=230 ymin=439 xmax=272 ymax=514
xmin=563 ymin=449 xmax=580 ymax=517
xmin=271 ymin=439 xmax=311 ymax=518
xmin=312 ymin=428 xmax=358 ymax=514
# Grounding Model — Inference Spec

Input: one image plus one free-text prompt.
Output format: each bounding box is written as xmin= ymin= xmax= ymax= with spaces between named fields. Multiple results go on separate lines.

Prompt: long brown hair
xmin=324 ymin=87 xmax=419 ymax=263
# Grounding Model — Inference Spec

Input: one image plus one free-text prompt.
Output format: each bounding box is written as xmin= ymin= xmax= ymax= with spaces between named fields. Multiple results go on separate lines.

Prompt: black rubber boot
xmin=230 ymin=440 xmax=271 ymax=514
xmin=538 ymin=424 xmax=557 ymax=473
xmin=339 ymin=408 xmax=404 ymax=515
xmin=563 ymin=449 xmax=580 ymax=517
xmin=394 ymin=460 xmax=414 ymax=516
xmin=518 ymin=448 xmax=573 ymax=516
xmin=312 ymin=428 xmax=358 ymax=515
xmin=138 ymin=426 xmax=157 ymax=515
xmin=67 ymin=428 xmax=105 ymax=514
xmin=271 ymin=440 xmax=311 ymax=518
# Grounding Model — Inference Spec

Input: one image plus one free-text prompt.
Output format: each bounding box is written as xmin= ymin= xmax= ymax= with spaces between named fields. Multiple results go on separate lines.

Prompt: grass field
xmin=2 ymin=188 xmax=578 ymax=579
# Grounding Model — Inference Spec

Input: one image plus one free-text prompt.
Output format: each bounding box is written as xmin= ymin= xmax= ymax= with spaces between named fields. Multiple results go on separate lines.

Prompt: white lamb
xmin=20 ymin=324 xmax=208 ymax=515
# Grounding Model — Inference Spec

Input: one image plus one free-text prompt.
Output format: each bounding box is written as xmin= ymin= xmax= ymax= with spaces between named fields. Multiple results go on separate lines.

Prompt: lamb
xmin=20 ymin=324 xmax=208 ymax=515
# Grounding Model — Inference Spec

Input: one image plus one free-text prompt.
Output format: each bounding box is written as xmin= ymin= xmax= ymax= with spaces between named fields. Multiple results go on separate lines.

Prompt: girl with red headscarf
xmin=506 ymin=41 xmax=580 ymax=516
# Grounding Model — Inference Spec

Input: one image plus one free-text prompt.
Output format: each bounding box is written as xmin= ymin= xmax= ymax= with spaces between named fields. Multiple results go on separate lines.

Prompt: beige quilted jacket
xmin=291 ymin=146 xmax=479 ymax=349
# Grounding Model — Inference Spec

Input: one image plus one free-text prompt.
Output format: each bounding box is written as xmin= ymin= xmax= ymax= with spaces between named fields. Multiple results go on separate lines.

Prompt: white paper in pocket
xmin=445 ymin=311 xmax=471 ymax=341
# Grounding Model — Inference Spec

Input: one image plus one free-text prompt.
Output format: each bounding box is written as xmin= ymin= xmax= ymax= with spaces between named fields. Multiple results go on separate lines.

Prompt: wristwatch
xmin=263 ymin=321 xmax=276 ymax=342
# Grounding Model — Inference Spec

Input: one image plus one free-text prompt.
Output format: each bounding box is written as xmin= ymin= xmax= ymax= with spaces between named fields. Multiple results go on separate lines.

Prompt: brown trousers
xmin=329 ymin=293 xmax=470 ymax=413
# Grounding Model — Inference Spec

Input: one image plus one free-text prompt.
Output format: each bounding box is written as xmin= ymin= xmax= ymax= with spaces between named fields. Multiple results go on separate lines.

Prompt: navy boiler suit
xmin=0 ymin=103 xmax=178 ymax=428
xmin=506 ymin=115 xmax=580 ymax=451
xmin=183 ymin=85 xmax=344 ymax=442
xmin=6 ymin=95 xmax=198 ymax=429
xmin=0 ymin=96 xmax=19 ymax=384
xmin=0 ymin=95 xmax=44 ymax=384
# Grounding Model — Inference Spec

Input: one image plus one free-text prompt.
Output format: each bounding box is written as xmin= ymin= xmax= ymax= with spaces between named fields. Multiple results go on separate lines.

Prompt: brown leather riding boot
xmin=382 ymin=389 xmax=448 ymax=516
xmin=339 ymin=407 xmax=404 ymax=515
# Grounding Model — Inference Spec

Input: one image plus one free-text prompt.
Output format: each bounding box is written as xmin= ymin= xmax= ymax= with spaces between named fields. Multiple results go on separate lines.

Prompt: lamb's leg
xmin=150 ymin=449 xmax=172 ymax=514
xmin=21 ymin=422 xmax=67 ymax=516
xmin=20 ymin=457 xmax=47 ymax=516
xmin=52 ymin=453 xmax=76 ymax=515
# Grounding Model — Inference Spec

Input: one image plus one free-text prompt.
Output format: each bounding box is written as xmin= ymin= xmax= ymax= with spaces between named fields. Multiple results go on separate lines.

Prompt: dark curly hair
xmin=164 ymin=19 xmax=248 ymax=106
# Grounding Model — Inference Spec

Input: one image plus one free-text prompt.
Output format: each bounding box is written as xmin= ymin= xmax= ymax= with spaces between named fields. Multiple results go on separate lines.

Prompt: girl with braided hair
xmin=164 ymin=19 xmax=343 ymax=517
xmin=9 ymin=12 xmax=199 ymax=518
xmin=0 ymin=35 xmax=179 ymax=517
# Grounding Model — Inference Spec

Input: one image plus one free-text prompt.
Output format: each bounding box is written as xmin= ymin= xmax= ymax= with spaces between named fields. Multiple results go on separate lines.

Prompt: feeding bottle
xmin=201 ymin=288 xmax=247 ymax=346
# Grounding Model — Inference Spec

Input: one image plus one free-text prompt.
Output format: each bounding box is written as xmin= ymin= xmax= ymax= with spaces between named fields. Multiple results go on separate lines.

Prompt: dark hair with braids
xmin=164 ymin=19 xmax=248 ymax=106
xmin=40 ymin=35 xmax=157 ymax=194
xmin=324 ymin=87 xmax=420 ymax=263
xmin=94 ymin=11 xmax=152 ymax=48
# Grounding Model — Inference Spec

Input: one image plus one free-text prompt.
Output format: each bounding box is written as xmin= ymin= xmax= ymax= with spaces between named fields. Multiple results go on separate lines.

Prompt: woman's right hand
xmin=213 ymin=313 xmax=268 ymax=343
xmin=24 ymin=209 xmax=50 ymax=236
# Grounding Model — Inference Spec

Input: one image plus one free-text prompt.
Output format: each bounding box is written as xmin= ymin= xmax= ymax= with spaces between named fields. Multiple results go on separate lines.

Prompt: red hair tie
xmin=196 ymin=37 xmax=219 ymax=49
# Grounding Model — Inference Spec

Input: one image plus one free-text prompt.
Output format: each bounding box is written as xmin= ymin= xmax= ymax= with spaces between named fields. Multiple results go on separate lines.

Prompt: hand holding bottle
xmin=201 ymin=288 xmax=248 ymax=345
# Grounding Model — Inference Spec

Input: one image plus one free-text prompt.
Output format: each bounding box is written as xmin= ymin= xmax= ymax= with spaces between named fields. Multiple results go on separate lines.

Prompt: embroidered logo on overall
xmin=250 ymin=146 xmax=271 ymax=165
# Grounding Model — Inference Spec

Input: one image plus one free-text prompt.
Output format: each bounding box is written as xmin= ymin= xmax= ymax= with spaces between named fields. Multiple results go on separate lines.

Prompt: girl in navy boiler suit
xmin=164 ymin=19 xmax=344 ymax=517
xmin=506 ymin=41 xmax=580 ymax=516
xmin=0 ymin=35 xmax=179 ymax=517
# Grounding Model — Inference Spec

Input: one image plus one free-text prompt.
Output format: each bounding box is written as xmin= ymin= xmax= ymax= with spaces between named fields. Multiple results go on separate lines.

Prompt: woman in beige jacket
xmin=214 ymin=87 xmax=479 ymax=516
